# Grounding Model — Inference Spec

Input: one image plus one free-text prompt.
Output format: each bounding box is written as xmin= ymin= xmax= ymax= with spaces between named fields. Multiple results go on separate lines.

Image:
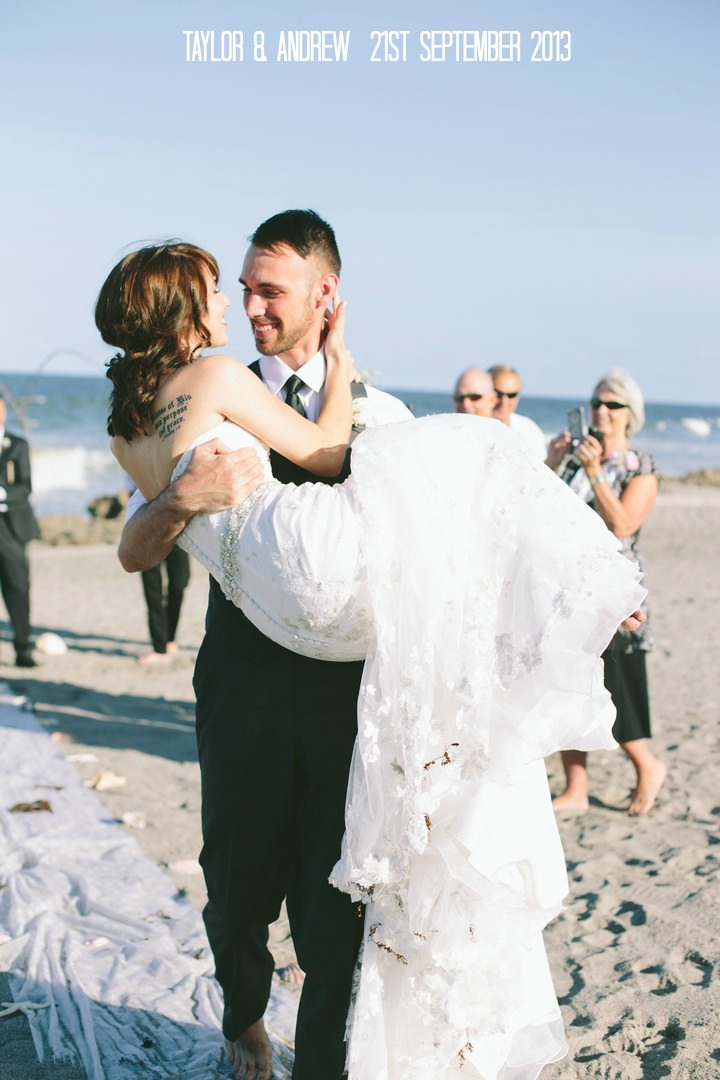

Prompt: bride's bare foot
xmin=552 ymin=790 xmax=590 ymax=813
xmin=627 ymin=760 xmax=667 ymax=816
xmin=225 ymin=1019 xmax=272 ymax=1079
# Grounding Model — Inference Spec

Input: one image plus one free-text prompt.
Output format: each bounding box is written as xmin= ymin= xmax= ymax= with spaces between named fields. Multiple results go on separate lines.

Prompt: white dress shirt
xmin=255 ymin=352 xmax=414 ymax=429
xmin=256 ymin=352 xmax=325 ymax=420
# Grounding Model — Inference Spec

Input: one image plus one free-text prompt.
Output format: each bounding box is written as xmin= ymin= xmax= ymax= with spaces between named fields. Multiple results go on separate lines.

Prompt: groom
xmin=119 ymin=210 xmax=411 ymax=1080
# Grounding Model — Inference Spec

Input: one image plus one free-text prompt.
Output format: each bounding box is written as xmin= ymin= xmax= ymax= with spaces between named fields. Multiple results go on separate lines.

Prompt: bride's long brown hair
xmin=96 ymin=242 xmax=220 ymax=440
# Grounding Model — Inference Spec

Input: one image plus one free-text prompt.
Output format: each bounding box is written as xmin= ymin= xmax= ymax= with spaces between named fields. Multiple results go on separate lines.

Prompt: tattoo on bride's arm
xmin=152 ymin=394 xmax=192 ymax=440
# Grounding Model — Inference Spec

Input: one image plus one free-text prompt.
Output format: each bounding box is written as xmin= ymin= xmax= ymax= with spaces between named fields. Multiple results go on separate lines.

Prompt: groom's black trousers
xmin=194 ymin=579 xmax=364 ymax=1079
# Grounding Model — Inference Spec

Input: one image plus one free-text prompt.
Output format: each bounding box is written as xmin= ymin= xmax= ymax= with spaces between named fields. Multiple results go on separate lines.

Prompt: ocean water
xmin=1 ymin=372 xmax=719 ymax=516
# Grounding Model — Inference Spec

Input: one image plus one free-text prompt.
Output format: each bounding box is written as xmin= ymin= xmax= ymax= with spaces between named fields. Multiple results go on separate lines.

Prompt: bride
xmin=99 ymin=242 xmax=644 ymax=1079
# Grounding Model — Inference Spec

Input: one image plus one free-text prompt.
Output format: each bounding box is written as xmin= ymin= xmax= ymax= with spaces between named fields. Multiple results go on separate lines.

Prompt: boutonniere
xmin=2 ymin=437 xmax=11 ymax=450
xmin=352 ymin=398 xmax=368 ymax=433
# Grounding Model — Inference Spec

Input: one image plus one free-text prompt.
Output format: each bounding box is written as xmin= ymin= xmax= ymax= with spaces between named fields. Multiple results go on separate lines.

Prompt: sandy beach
xmin=1 ymin=476 xmax=719 ymax=1077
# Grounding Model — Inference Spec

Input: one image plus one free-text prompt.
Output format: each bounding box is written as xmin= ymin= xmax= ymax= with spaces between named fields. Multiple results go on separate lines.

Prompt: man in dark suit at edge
xmin=0 ymin=393 xmax=40 ymax=668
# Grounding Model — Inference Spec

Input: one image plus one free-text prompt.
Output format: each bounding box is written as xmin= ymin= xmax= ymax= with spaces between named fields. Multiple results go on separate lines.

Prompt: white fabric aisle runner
xmin=0 ymin=687 xmax=296 ymax=1079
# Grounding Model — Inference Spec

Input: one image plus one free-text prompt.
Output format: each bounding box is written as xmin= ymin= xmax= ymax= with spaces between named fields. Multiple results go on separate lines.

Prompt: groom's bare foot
xmin=225 ymin=1019 xmax=272 ymax=1079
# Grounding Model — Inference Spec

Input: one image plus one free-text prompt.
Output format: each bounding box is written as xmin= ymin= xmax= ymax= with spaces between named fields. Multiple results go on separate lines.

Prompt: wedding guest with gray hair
xmin=547 ymin=368 xmax=666 ymax=815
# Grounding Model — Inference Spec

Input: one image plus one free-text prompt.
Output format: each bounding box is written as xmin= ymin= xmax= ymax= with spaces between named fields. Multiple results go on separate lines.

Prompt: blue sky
xmin=2 ymin=1 xmax=718 ymax=402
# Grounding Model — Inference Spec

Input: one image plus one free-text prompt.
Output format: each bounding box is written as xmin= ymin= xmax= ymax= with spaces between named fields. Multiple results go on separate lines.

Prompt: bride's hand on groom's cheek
xmin=323 ymin=298 xmax=354 ymax=380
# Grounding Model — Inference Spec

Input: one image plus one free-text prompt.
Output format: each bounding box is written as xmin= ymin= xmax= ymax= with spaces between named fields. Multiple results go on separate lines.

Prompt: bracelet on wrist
xmin=587 ymin=473 xmax=603 ymax=487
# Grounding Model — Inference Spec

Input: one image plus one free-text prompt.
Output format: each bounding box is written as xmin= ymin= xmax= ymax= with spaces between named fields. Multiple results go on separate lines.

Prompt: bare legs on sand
xmin=553 ymin=741 xmax=667 ymax=816
xmin=552 ymin=750 xmax=591 ymax=813
xmin=622 ymin=739 xmax=668 ymax=815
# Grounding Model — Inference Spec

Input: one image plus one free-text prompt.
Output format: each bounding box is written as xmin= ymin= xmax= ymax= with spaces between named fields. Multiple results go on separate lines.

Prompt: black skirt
xmin=603 ymin=633 xmax=652 ymax=743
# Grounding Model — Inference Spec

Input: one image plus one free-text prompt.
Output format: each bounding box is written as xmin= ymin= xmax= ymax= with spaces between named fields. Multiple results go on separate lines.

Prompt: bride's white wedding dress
xmin=174 ymin=414 xmax=645 ymax=1080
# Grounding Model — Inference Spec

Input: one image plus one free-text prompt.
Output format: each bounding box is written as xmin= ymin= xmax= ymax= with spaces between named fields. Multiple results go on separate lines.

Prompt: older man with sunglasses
xmin=488 ymin=364 xmax=547 ymax=457
xmin=452 ymin=368 xmax=496 ymax=417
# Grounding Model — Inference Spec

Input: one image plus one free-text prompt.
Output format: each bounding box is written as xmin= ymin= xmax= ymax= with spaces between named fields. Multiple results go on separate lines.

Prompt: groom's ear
xmin=316 ymin=272 xmax=339 ymax=309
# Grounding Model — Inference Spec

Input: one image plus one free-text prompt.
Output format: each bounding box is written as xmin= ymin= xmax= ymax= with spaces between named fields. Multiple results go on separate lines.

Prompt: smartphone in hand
xmin=567 ymin=406 xmax=586 ymax=447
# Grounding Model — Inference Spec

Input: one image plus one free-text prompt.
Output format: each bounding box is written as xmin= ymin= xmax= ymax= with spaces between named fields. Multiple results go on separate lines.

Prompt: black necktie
xmin=284 ymin=374 xmax=307 ymax=417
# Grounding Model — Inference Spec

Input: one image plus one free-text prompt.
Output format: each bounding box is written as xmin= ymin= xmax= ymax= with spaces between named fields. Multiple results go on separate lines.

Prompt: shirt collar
xmin=255 ymin=351 xmax=326 ymax=397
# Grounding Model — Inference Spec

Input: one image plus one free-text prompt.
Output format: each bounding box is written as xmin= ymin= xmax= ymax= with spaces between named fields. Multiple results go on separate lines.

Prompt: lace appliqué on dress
xmin=220 ymin=481 xmax=280 ymax=608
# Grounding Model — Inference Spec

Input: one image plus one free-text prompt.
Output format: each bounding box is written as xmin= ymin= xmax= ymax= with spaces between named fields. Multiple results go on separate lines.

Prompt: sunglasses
xmin=590 ymin=397 xmax=628 ymax=411
xmin=453 ymin=393 xmax=485 ymax=403
xmin=495 ymin=390 xmax=519 ymax=400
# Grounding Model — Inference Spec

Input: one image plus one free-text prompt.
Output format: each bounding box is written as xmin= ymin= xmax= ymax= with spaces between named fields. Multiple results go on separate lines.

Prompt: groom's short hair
xmin=250 ymin=209 xmax=341 ymax=274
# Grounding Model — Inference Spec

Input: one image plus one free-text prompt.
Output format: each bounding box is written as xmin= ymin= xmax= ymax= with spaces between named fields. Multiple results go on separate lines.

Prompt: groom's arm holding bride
xmin=118 ymin=441 xmax=263 ymax=573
